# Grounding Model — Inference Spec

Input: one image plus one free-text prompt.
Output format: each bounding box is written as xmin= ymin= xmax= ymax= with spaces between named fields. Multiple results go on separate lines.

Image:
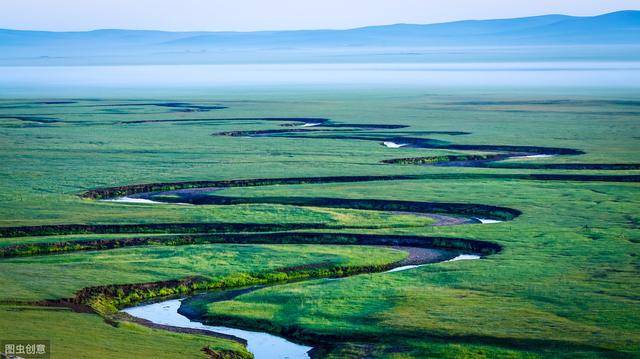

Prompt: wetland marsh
xmin=1 ymin=85 xmax=639 ymax=358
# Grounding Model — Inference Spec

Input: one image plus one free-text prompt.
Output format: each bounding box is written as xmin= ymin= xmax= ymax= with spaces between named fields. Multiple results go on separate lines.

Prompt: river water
xmin=123 ymin=253 xmax=481 ymax=358
xmin=123 ymin=299 xmax=312 ymax=359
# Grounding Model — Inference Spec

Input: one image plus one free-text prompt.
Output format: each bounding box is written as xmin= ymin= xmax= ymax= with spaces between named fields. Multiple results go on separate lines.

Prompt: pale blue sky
xmin=4 ymin=0 xmax=640 ymax=31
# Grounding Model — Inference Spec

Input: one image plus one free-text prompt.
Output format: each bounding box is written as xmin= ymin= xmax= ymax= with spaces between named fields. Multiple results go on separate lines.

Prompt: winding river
xmin=124 ymin=299 xmax=313 ymax=359
xmin=3 ymin=112 xmax=638 ymax=358
xmin=122 ymin=248 xmax=481 ymax=359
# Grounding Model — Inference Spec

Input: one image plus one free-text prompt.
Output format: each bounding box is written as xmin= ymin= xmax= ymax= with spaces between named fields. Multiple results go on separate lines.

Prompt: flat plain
xmin=0 ymin=88 xmax=639 ymax=358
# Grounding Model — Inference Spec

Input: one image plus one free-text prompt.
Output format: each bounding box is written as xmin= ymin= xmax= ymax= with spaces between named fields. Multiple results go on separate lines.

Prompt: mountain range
xmin=1 ymin=10 xmax=638 ymax=65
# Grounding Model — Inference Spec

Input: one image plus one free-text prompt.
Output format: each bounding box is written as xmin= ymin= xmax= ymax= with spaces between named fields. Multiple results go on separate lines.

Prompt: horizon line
xmin=1 ymin=9 xmax=636 ymax=34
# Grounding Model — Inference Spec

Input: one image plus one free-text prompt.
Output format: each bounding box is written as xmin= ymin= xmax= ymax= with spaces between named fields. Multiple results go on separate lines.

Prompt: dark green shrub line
xmin=164 ymin=196 xmax=521 ymax=221
xmin=485 ymin=162 xmax=640 ymax=170
xmin=0 ymin=115 xmax=62 ymax=123
xmin=94 ymin=102 xmax=227 ymax=112
xmin=45 ymin=262 xmax=412 ymax=357
xmin=0 ymin=222 xmax=331 ymax=238
xmin=5 ymin=233 xmax=491 ymax=355
xmin=216 ymin=128 xmax=338 ymax=137
xmin=215 ymin=126 xmax=464 ymax=138
xmin=201 ymin=116 xmax=581 ymax=157
xmin=201 ymin=346 xmax=251 ymax=359
xmin=214 ymin=118 xmax=597 ymax=173
xmin=0 ymin=232 xmax=501 ymax=258
xmin=321 ymin=124 xmax=409 ymax=130
xmin=73 ymin=258 xmax=429 ymax=316
xmin=5 ymin=193 xmax=525 ymax=239
xmin=209 ymin=120 xmax=636 ymax=171
xmin=443 ymin=143 xmax=584 ymax=155
xmin=381 ymin=155 xmax=640 ymax=170
xmin=215 ymin=128 xmax=391 ymax=137
xmin=120 ymin=117 xmax=331 ymax=125
xmin=9 ymin=100 xmax=77 ymax=106
xmin=120 ymin=115 xmax=629 ymax=173
xmin=381 ymin=154 xmax=508 ymax=165
xmin=81 ymin=173 xmax=640 ymax=200
xmin=266 ymin=126 xmax=639 ymax=172
xmin=472 ymin=173 xmax=640 ymax=181
xmin=265 ymin=132 xmax=585 ymax=156
xmin=81 ymin=175 xmax=423 ymax=199
xmin=0 ymin=196 xmax=521 ymax=238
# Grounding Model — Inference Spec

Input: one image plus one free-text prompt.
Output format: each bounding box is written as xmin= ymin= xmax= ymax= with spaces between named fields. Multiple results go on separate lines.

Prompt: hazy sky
xmin=4 ymin=0 xmax=639 ymax=31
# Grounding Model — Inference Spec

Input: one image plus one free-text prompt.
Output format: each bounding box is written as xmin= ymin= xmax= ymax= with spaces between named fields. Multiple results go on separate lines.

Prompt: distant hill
xmin=1 ymin=10 xmax=639 ymax=65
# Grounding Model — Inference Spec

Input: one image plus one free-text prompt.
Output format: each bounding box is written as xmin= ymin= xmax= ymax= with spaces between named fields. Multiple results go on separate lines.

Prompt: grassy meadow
xmin=0 ymin=88 xmax=639 ymax=358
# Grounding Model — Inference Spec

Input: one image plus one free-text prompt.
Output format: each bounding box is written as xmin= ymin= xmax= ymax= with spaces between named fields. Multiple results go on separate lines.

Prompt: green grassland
xmin=1 ymin=305 xmax=251 ymax=359
xmin=0 ymin=244 xmax=406 ymax=302
xmin=1 ymin=89 xmax=639 ymax=358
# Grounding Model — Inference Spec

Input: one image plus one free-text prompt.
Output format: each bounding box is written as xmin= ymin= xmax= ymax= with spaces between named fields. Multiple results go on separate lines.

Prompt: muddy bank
xmin=388 ymin=246 xmax=455 ymax=266
xmin=390 ymin=212 xmax=477 ymax=226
